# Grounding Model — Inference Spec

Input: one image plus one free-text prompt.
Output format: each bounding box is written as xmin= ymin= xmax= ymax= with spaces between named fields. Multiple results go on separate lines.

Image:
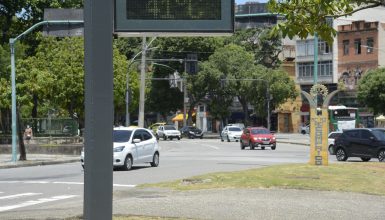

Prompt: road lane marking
xmin=0 ymin=195 xmax=77 ymax=212
xmin=0 ymin=180 xmax=135 ymax=187
xmin=201 ymin=144 xmax=220 ymax=150
xmin=53 ymin=181 xmax=84 ymax=185
xmin=0 ymin=193 xmax=42 ymax=200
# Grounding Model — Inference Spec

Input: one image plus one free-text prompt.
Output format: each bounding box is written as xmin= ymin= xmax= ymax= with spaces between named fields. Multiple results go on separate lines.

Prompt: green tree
xmin=226 ymin=28 xmax=282 ymax=69
xmin=357 ymin=68 xmax=385 ymax=115
xmin=147 ymin=37 xmax=223 ymax=122
xmin=16 ymin=36 xmax=129 ymax=124
xmin=268 ymin=0 xmax=385 ymax=43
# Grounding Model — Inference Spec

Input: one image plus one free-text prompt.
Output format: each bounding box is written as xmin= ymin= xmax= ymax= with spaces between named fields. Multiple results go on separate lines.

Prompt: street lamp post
xmin=9 ymin=20 xmax=83 ymax=162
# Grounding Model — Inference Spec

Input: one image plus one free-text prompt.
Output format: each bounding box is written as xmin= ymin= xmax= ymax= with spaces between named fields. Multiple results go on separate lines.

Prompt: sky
xmin=236 ymin=0 xmax=268 ymax=4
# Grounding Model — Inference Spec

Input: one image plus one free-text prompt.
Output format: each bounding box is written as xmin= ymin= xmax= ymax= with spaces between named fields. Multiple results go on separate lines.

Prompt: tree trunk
xmin=17 ymin=106 xmax=27 ymax=161
xmin=238 ymin=96 xmax=249 ymax=126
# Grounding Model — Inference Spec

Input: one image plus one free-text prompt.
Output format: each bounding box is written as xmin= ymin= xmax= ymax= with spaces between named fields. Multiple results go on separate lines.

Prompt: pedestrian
xmin=24 ymin=125 xmax=33 ymax=143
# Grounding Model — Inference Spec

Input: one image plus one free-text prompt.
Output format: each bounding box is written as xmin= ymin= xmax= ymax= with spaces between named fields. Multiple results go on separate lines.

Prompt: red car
xmin=240 ymin=127 xmax=276 ymax=150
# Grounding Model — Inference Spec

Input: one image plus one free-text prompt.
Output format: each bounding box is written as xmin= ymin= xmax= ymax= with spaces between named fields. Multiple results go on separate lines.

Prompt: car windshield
xmin=113 ymin=130 xmax=132 ymax=143
xmin=329 ymin=132 xmax=342 ymax=139
xmin=229 ymin=127 xmax=241 ymax=131
xmin=164 ymin=125 xmax=176 ymax=130
xmin=189 ymin=126 xmax=200 ymax=131
xmin=251 ymin=129 xmax=270 ymax=134
xmin=372 ymin=129 xmax=385 ymax=140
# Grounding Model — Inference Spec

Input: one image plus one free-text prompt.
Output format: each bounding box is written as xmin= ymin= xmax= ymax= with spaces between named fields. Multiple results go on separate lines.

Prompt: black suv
xmin=334 ymin=128 xmax=385 ymax=162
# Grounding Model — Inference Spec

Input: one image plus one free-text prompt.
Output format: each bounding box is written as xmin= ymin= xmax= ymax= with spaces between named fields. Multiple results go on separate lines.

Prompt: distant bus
xmin=328 ymin=105 xmax=360 ymax=131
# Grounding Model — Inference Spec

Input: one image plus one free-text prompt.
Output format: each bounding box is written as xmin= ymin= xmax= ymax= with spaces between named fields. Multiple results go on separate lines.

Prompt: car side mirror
xmin=133 ymin=138 xmax=141 ymax=143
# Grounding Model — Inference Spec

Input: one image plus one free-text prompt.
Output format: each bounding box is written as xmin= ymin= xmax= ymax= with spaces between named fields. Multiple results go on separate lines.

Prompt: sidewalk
xmin=0 ymin=133 xmax=310 ymax=169
xmin=0 ymin=154 xmax=79 ymax=169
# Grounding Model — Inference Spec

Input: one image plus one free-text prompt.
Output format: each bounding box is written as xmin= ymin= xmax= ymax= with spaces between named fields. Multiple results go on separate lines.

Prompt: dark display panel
xmin=126 ymin=0 xmax=221 ymax=20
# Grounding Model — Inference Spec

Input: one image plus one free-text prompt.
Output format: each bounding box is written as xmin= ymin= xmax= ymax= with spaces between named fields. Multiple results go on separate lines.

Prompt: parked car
xmin=221 ymin=125 xmax=243 ymax=142
xmin=180 ymin=126 xmax=204 ymax=139
xmin=328 ymin=131 xmax=342 ymax=155
xmin=80 ymin=126 xmax=160 ymax=170
xmin=240 ymin=127 xmax=276 ymax=150
xmin=333 ymin=128 xmax=385 ymax=162
xmin=156 ymin=125 xmax=181 ymax=140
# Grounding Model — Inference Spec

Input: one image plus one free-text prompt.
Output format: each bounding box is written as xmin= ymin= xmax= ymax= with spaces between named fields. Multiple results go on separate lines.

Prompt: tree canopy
xmin=268 ymin=0 xmax=385 ymax=43
xmin=357 ymin=68 xmax=385 ymax=115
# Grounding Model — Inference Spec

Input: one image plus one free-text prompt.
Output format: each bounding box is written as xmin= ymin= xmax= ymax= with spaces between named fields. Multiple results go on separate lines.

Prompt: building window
xmin=343 ymin=40 xmax=349 ymax=55
xmin=354 ymin=39 xmax=361 ymax=54
xmin=366 ymin=38 xmax=374 ymax=54
xmin=298 ymin=61 xmax=332 ymax=78
xmin=319 ymin=41 xmax=331 ymax=54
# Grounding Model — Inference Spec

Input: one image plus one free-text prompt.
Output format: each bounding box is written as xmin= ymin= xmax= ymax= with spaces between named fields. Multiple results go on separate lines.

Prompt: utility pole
xmin=138 ymin=37 xmax=147 ymax=128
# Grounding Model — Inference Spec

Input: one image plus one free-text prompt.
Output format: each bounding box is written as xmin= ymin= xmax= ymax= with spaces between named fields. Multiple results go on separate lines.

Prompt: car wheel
xmin=250 ymin=142 xmax=254 ymax=150
xmin=271 ymin=145 xmax=276 ymax=150
xmin=378 ymin=149 xmax=385 ymax=162
xmin=150 ymin=153 xmax=159 ymax=167
xmin=261 ymin=146 xmax=265 ymax=150
xmin=336 ymin=148 xmax=348 ymax=161
xmin=163 ymin=135 xmax=167 ymax=140
xmin=227 ymin=135 xmax=230 ymax=142
xmin=200 ymin=136 xmax=203 ymax=139
xmin=123 ymin=155 xmax=133 ymax=171
xmin=328 ymin=145 xmax=334 ymax=155
xmin=170 ymin=137 xmax=173 ymax=140
xmin=177 ymin=137 xmax=180 ymax=140
xmin=301 ymin=130 xmax=306 ymax=135
xmin=240 ymin=140 xmax=245 ymax=150
xmin=361 ymin=157 xmax=371 ymax=162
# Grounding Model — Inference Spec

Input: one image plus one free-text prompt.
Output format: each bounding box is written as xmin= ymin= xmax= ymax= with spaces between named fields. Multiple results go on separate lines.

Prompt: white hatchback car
xmin=81 ymin=127 xmax=160 ymax=170
xmin=221 ymin=125 xmax=243 ymax=142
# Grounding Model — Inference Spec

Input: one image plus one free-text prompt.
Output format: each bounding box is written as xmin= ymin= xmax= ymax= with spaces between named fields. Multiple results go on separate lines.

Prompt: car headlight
xmin=272 ymin=136 xmax=276 ymax=140
xmin=114 ymin=146 xmax=125 ymax=152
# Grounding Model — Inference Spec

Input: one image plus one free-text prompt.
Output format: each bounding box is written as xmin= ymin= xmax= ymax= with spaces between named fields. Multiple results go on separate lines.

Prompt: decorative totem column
xmin=301 ymin=84 xmax=339 ymax=166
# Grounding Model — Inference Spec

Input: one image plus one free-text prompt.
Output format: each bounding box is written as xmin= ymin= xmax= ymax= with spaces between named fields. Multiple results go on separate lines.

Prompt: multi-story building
xmin=335 ymin=20 xmax=385 ymax=127
xmin=296 ymin=7 xmax=385 ymax=127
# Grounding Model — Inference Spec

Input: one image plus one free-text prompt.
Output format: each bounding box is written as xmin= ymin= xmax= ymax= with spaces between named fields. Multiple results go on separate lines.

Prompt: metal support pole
xmin=10 ymin=39 xmax=17 ymax=162
xmin=139 ymin=37 xmax=147 ymax=128
xmin=183 ymin=60 xmax=187 ymax=127
xmin=314 ymin=33 xmax=319 ymax=107
xmin=84 ymin=0 xmax=113 ymax=218
xmin=267 ymin=85 xmax=271 ymax=131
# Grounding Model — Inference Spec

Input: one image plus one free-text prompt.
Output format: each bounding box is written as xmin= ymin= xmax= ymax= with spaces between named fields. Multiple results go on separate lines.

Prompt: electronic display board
xmin=114 ymin=0 xmax=234 ymax=36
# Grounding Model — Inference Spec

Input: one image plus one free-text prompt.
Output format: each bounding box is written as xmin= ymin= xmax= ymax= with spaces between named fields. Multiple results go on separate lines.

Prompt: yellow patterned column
xmin=309 ymin=108 xmax=329 ymax=165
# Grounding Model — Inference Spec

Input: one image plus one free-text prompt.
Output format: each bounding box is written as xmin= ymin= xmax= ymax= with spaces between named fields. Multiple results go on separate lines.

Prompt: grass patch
xmin=140 ymin=163 xmax=385 ymax=195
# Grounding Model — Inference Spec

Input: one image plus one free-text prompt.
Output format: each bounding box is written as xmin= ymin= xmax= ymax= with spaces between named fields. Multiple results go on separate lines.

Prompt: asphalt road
xmin=0 ymin=138 xmax=384 ymax=220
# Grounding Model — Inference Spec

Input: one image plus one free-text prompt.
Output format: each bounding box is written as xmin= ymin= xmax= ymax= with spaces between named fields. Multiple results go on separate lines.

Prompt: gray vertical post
xmin=139 ymin=37 xmax=147 ymax=128
xmin=10 ymin=39 xmax=17 ymax=162
xmin=84 ymin=0 xmax=113 ymax=219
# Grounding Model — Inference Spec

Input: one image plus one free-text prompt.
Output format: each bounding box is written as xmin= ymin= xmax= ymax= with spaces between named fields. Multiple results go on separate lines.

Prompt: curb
xmin=0 ymin=159 xmax=79 ymax=169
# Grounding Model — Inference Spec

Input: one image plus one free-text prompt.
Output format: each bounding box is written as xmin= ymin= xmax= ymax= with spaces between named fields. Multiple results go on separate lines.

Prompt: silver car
xmin=221 ymin=126 xmax=243 ymax=142
xmin=81 ymin=126 xmax=159 ymax=170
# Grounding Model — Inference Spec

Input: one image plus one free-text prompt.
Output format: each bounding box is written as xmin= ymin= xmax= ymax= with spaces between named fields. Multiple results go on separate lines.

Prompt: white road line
xmin=0 ymin=181 xmax=135 ymax=187
xmin=113 ymin=184 xmax=136 ymax=188
xmin=53 ymin=181 xmax=84 ymax=185
xmin=0 ymin=195 xmax=77 ymax=212
xmin=201 ymin=144 xmax=220 ymax=150
xmin=0 ymin=193 xmax=42 ymax=200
